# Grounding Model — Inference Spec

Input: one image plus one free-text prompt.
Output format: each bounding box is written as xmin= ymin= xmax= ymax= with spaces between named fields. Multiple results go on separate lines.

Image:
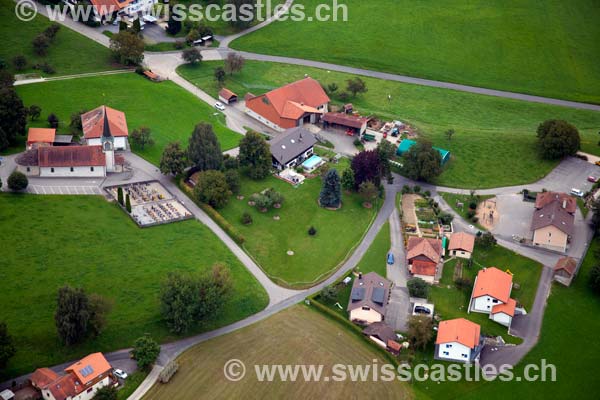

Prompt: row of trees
xmin=323 ymin=77 xmax=368 ymax=101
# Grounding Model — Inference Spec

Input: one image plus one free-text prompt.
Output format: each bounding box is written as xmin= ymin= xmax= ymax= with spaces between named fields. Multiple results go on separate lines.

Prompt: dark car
xmin=413 ymin=306 xmax=431 ymax=315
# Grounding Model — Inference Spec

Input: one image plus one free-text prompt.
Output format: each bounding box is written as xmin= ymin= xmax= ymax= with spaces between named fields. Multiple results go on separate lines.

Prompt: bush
xmin=407 ymin=278 xmax=429 ymax=298
xmin=438 ymin=212 xmax=454 ymax=225
xmin=308 ymin=226 xmax=317 ymax=236
xmin=241 ymin=212 xmax=253 ymax=225
xmin=424 ymin=190 xmax=431 ymax=197
xmin=454 ymin=277 xmax=472 ymax=292
xmin=12 ymin=55 xmax=27 ymax=71
xmin=174 ymin=40 xmax=185 ymax=50
xmin=131 ymin=335 xmax=160 ymax=371
xmin=199 ymin=202 xmax=245 ymax=244
xmin=466 ymin=210 xmax=476 ymax=219
xmin=159 ymin=361 xmax=179 ymax=384
xmin=40 ymin=63 xmax=55 ymax=74
xmin=476 ymin=231 xmax=497 ymax=249
xmin=7 ymin=171 xmax=28 ymax=191
xmin=401 ymin=184 xmax=411 ymax=194
xmin=353 ymin=138 xmax=362 ymax=147
xmin=590 ymin=265 xmax=600 ymax=295
xmin=469 ymin=201 xmax=477 ymax=210
xmin=135 ymin=66 xmax=146 ymax=75
xmin=47 ymin=113 xmax=59 ymax=128
xmin=265 ymin=188 xmax=284 ymax=207
xmin=413 ymin=185 xmax=421 ymax=193
xmin=320 ymin=285 xmax=338 ymax=303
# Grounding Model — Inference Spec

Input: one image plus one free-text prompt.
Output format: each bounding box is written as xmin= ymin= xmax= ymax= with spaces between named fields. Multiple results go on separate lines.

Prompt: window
xmin=70 ymin=167 xmax=74 ymax=172
xmin=443 ymin=351 xmax=449 ymax=356
xmin=91 ymin=167 xmax=94 ymax=172
xmin=462 ymin=354 xmax=468 ymax=358
xmin=361 ymin=306 xmax=370 ymax=311
xmin=26 ymin=167 xmax=30 ymax=172
xmin=446 ymin=344 xmax=452 ymax=348
xmin=492 ymin=299 xmax=498 ymax=304
xmin=487 ymin=305 xmax=490 ymax=309
xmin=51 ymin=168 xmax=54 ymax=173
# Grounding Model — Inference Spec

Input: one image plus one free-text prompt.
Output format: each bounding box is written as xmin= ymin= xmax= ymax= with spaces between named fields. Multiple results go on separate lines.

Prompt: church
xmin=15 ymin=105 xmax=128 ymax=178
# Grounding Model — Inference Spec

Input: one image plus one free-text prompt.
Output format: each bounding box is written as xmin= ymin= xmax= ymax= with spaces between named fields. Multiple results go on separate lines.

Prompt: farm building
xmin=322 ymin=112 xmax=369 ymax=135
xmin=553 ymin=256 xmax=577 ymax=286
xmin=219 ymin=88 xmax=238 ymax=104
xmin=396 ymin=139 xmax=450 ymax=164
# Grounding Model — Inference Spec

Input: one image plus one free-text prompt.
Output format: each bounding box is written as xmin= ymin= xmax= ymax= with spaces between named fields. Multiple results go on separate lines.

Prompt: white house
xmin=31 ymin=353 xmax=114 ymax=400
xmin=347 ymin=272 xmax=391 ymax=325
xmin=448 ymin=232 xmax=476 ymax=259
xmin=435 ymin=318 xmax=484 ymax=363
xmin=468 ymin=267 xmax=517 ymax=330
xmin=82 ymin=105 xmax=129 ymax=151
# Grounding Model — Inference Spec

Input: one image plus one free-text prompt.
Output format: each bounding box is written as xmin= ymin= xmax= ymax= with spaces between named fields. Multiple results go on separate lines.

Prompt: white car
xmin=113 ymin=369 xmax=128 ymax=380
xmin=570 ymin=188 xmax=584 ymax=197
xmin=214 ymin=102 xmax=225 ymax=111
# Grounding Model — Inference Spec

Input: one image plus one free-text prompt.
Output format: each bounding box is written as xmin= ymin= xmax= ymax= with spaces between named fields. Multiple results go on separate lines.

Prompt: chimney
xmin=358 ymin=272 xmax=363 ymax=280
xmin=562 ymin=200 xmax=567 ymax=209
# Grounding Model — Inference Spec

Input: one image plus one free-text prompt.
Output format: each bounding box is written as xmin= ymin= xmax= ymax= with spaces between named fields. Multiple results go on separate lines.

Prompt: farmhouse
xmin=435 ymin=318 xmax=484 ymax=363
xmin=245 ymin=77 xmax=330 ymax=131
xmin=82 ymin=105 xmax=129 ymax=151
xmin=406 ymin=237 xmax=442 ymax=283
xmin=218 ymin=88 xmax=238 ymax=104
xmin=322 ymin=112 xmax=369 ymax=135
xmin=468 ymin=267 xmax=517 ymax=329
xmin=31 ymin=353 xmax=114 ymax=400
xmin=269 ymin=127 xmax=318 ymax=170
xmin=347 ymin=272 xmax=391 ymax=325
xmin=531 ymin=192 xmax=575 ymax=253
xmin=448 ymin=232 xmax=476 ymax=259
xmin=553 ymin=256 xmax=577 ymax=286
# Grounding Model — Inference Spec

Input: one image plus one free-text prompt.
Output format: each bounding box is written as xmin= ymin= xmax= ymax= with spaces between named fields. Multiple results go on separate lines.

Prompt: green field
xmin=178 ymin=61 xmax=600 ymax=188
xmin=0 ymin=194 xmax=268 ymax=379
xmin=216 ymin=157 xmax=378 ymax=288
xmin=232 ymin=0 xmax=600 ymax=104
xmin=428 ymin=243 xmax=541 ymax=344
xmin=415 ymin=240 xmax=600 ymax=399
xmin=15 ymin=73 xmax=242 ymax=165
xmin=0 ymin=0 xmax=115 ymax=76
xmin=355 ymin=220 xmax=390 ymax=277
xmin=143 ymin=305 xmax=411 ymax=399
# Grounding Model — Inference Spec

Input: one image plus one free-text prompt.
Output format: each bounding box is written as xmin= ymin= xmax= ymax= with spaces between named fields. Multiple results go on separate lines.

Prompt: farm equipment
xmin=363 ymin=132 xmax=376 ymax=141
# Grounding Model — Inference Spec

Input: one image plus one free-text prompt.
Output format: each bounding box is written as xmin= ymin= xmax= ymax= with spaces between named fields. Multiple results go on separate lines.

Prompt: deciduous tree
xmin=351 ymin=150 xmax=381 ymax=188
xmin=341 ymin=168 xmax=355 ymax=191
xmin=47 ymin=113 xmax=59 ymax=129
xmin=32 ymin=34 xmax=50 ymax=56
xmin=109 ymin=31 xmax=145 ymax=65
xmin=238 ymin=131 xmax=271 ymax=179
xmin=131 ymin=335 xmax=160 ymax=370
xmin=346 ymin=77 xmax=368 ymax=97
xmin=536 ymin=119 xmax=580 ymax=160
xmin=193 ymin=170 xmax=231 ymax=208
xmin=214 ymin=66 xmax=226 ymax=86
xmin=224 ymin=52 xmax=245 ymax=75
xmin=407 ymin=315 xmax=434 ymax=350
xmin=12 ymin=55 xmax=27 ymax=71
xmin=182 ymin=47 xmax=202 ymax=64
xmin=55 ymin=286 xmax=90 ymax=346
xmin=160 ymin=141 xmax=187 ymax=176
xmin=0 ymin=88 xmax=27 ymax=151
xmin=130 ymin=126 xmax=154 ymax=149
xmin=401 ymin=140 xmax=442 ymax=182
xmin=29 ymin=105 xmax=42 ymax=121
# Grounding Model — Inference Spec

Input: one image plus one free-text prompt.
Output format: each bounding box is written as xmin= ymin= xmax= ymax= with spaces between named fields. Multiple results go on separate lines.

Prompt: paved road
xmin=385 ymin=208 xmax=411 ymax=331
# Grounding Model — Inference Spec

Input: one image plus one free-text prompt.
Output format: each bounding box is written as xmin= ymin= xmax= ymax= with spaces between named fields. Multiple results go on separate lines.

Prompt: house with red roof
xmin=26 ymin=128 xmax=56 ymax=150
xmin=245 ymin=77 xmax=330 ymax=131
xmin=448 ymin=232 xmax=476 ymax=259
xmin=30 ymin=353 xmax=115 ymax=400
xmin=435 ymin=318 xmax=484 ymax=363
xmin=82 ymin=105 xmax=129 ymax=151
xmin=468 ymin=267 xmax=518 ymax=329
xmin=406 ymin=237 xmax=442 ymax=283
xmin=553 ymin=256 xmax=577 ymax=286
xmin=531 ymin=192 xmax=575 ymax=253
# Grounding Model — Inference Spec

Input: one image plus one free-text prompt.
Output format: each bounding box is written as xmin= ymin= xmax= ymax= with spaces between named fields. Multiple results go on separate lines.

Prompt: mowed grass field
xmin=143 ymin=305 xmax=412 ymax=400
xmin=415 ymin=240 xmax=600 ymax=399
xmin=0 ymin=194 xmax=268 ymax=379
xmin=15 ymin=73 xmax=242 ymax=165
xmin=178 ymin=61 xmax=600 ymax=188
xmin=0 ymin=0 xmax=115 ymax=75
xmin=232 ymin=0 xmax=600 ymax=104
xmin=355 ymin=220 xmax=390 ymax=277
xmin=217 ymin=157 xmax=378 ymax=288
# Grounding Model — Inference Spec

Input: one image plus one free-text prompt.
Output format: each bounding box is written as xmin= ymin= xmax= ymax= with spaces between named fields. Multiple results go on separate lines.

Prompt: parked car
xmin=214 ymin=102 xmax=225 ymax=111
xmin=387 ymin=252 xmax=395 ymax=265
xmin=570 ymin=188 xmax=585 ymax=197
xmin=588 ymin=176 xmax=598 ymax=183
xmin=413 ymin=305 xmax=431 ymax=315
xmin=113 ymin=369 xmax=128 ymax=380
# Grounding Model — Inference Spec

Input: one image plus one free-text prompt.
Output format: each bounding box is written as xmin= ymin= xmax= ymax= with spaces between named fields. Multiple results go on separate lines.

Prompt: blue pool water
xmin=302 ymin=155 xmax=323 ymax=170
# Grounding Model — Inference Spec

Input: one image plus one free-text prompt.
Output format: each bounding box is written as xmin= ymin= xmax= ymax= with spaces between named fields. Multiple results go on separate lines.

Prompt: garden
xmin=177 ymin=60 xmax=600 ymax=189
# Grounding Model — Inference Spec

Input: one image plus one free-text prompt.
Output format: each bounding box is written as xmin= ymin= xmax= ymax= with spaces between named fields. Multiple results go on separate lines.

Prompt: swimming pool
xmin=302 ymin=155 xmax=323 ymax=171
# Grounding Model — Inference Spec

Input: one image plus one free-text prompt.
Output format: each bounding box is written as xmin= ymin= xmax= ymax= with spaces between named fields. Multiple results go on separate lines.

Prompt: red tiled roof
xmin=38 ymin=146 xmax=106 ymax=167
xmin=27 ymin=128 xmax=56 ymax=145
xmin=219 ymin=88 xmax=237 ymax=100
xmin=436 ymin=318 xmax=481 ymax=349
xmin=47 ymin=373 xmax=78 ymax=400
xmin=82 ymin=105 xmax=128 ymax=139
xmin=387 ymin=340 xmax=401 ymax=352
xmin=491 ymin=298 xmax=517 ymax=317
xmin=530 ymin=201 xmax=575 ymax=235
xmin=322 ymin=112 xmax=369 ymax=129
xmin=554 ymin=257 xmax=577 ymax=276
xmin=407 ymin=237 xmax=442 ymax=263
xmin=411 ymin=260 xmax=436 ymax=276
xmin=246 ymin=77 xmax=329 ymax=128
xmin=31 ymin=368 xmax=60 ymax=389
xmin=90 ymin=0 xmax=133 ymax=16
xmin=65 ymin=352 xmax=112 ymax=386
xmin=471 ymin=267 xmax=512 ymax=303
xmin=449 ymin=232 xmax=475 ymax=253
xmin=535 ymin=191 xmax=576 ymax=214
xmin=144 ymin=70 xmax=159 ymax=80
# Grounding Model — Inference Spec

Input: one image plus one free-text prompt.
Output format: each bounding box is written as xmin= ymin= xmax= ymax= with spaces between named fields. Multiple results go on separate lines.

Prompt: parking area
xmin=536 ymin=157 xmax=599 ymax=193
xmin=491 ymin=194 xmax=535 ymax=239
xmin=27 ymin=185 xmax=103 ymax=195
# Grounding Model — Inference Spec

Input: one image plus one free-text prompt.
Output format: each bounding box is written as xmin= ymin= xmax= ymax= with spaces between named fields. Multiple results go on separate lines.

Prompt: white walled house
xmin=347 ymin=272 xmax=391 ymax=325
xmin=490 ymin=299 xmax=516 ymax=328
xmin=468 ymin=267 xmax=518 ymax=330
xmin=435 ymin=318 xmax=483 ymax=363
xmin=82 ymin=105 xmax=129 ymax=151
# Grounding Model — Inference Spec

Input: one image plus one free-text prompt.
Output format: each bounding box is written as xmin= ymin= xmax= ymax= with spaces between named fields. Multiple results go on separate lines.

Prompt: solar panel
xmin=80 ymin=365 xmax=94 ymax=378
xmin=372 ymin=287 xmax=385 ymax=305
xmin=351 ymin=287 xmax=365 ymax=301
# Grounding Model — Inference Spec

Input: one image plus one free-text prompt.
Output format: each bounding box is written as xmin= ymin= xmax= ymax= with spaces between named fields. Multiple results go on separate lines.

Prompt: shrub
xmin=401 ymin=184 xmax=411 ymax=194
xmin=40 ymin=63 xmax=55 ymax=74
xmin=308 ymin=226 xmax=317 ymax=236
xmin=413 ymin=185 xmax=421 ymax=193
xmin=125 ymin=194 xmax=132 ymax=213
xmin=12 ymin=55 xmax=27 ymax=71
xmin=466 ymin=210 xmax=476 ymax=219
xmin=32 ymin=34 xmax=50 ymax=56
xmin=241 ymin=212 xmax=253 ymax=225
xmin=174 ymin=40 xmax=185 ymax=50
xmin=7 ymin=171 xmax=28 ymax=191
xmin=476 ymin=231 xmax=497 ymax=249
xmin=438 ymin=212 xmax=454 ymax=225
xmin=454 ymin=277 xmax=472 ymax=292
xmin=320 ymin=285 xmax=338 ymax=303
xmin=424 ymin=190 xmax=431 ymax=197
xmin=265 ymin=188 xmax=284 ymax=207
xmin=254 ymin=193 xmax=272 ymax=210
xmin=407 ymin=278 xmax=429 ymax=298
xmin=199 ymin=202 xmax=244 ymax=244
xmin=47 ymin=113 xmax=59 ymax=128
xmin=469 ymin=201 xmax=477 ymax=210
xmin=353 ymin=138 xmax=362 ymax=147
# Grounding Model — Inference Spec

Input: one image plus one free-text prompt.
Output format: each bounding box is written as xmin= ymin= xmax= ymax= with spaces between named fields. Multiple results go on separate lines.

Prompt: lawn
xmin=231 ymin=0 xmax=600 ymax=104
xmin=177 ymin=61 xmax=600 ymax=189
xmin=414 ymin=239 xmax=600 ymax=399
xmin=355 ymin=220 xmax=390 ymax=277
xmin=428 ymin=243 xmax=542 ymax=344
xmin=142 ymin=305 xmax=411 ymax=399
xmin=216 ymin=158 xmax=379 ymax=288
xmin=0 ymin=0 xmax=115 ymax=76
xmin=0 ymin=194 xmax=268 ymax=379
xmin=15 ymin=73 xmax=242 ymax=165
